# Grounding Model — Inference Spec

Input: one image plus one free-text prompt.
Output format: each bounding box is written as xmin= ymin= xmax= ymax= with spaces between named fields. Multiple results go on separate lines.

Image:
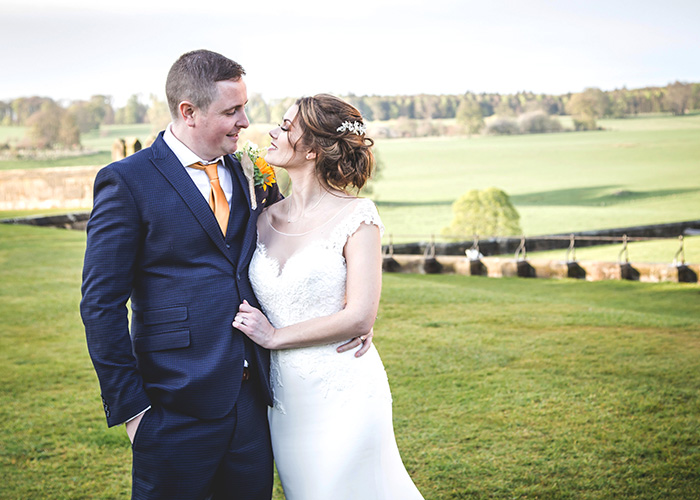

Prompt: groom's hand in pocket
xmin=125 ymin=409 xmax=148 ymax=444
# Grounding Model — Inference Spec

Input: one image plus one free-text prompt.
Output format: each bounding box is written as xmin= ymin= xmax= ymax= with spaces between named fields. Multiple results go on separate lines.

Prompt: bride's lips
xmin=268 ymin=142 xmax=278 ymax=151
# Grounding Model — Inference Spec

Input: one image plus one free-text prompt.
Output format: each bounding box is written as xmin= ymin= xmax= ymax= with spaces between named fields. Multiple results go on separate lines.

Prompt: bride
xmin=232 ymin=94 xmax=423 ymax=499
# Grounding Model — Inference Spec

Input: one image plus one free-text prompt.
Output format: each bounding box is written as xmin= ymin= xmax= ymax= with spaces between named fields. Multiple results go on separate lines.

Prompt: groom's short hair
xmin=166 ymin=49 xmax=246 ymax=119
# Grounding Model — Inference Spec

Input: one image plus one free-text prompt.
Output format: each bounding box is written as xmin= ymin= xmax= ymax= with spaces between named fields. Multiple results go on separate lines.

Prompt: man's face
xmin=192 ymin=78 xmax=249 ymax=160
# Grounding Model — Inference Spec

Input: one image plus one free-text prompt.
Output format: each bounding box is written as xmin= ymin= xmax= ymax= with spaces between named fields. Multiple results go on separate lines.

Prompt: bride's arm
xmin=233 ymin=222 xmax=382 ymax=350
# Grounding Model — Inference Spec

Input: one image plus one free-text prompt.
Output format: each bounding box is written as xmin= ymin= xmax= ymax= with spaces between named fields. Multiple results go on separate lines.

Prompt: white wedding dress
xmin=249 ymin=198 xmax=423 ymax=500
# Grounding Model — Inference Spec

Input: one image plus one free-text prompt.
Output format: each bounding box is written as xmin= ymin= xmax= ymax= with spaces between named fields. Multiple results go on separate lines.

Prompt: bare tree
xmin=664 ymin=81 xmax=692 ymax=115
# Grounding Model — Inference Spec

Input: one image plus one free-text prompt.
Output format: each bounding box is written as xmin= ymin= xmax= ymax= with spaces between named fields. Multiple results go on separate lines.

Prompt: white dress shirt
xmin=163 ymin=123 xmax=233 ymax=207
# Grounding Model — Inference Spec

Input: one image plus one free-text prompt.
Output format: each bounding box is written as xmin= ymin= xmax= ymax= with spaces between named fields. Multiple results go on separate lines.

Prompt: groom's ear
xmin=179 ymin=101 xmax=197 ymax=127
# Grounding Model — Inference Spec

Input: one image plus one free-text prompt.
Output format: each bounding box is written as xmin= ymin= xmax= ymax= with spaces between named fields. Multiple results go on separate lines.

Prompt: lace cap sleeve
xmin=329 ymin=198 xmax=384 ymax=252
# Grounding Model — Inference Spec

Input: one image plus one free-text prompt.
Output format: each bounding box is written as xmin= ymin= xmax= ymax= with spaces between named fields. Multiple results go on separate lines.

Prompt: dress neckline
xmin=266 ymin=198 xmax=360 ymax=237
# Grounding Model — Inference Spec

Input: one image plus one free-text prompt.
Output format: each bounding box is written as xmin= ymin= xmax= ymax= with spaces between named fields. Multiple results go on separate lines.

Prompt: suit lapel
xmin=224 ymin=155 xmax=259 ymax=269
xmin=150 ymin=135 xmax=235 ymax=265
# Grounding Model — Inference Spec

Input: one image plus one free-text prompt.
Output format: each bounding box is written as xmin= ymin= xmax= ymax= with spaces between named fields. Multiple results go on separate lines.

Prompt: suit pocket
xmin=142 ymin=306 xmax=188 ymax=325
xmin=131 ymin=407 xmax=155 ymax=451
xmin=133 ymin=328 xmax=190 ymax=353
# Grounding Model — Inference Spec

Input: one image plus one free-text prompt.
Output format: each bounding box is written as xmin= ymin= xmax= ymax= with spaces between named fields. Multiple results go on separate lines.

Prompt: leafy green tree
xmin=246 ymin=93 xmax=271 ymax=124
xmin=518 ymin=111 xmax=562 ymax=134
xmin=442 ymin=187 xmax=522 ymax=239
xmin=478 ymin=98 xmax=495 ymax=117
xmin=269 ymin=97 xmax=298 ymax=123
xmin=345 ymin=94 xmax=376 ymax=121
xmin=455 ymin=98 xmax=484 ymax=135
xmin=367 ymin=97 xmax=392 ymax=121
xmin=89 ymin=95 xmax=115 ymax=125
xmin=414 ymin=94 xmax=440 ymax=120
xmin=26 ymin=101 xmax=80 ymax=148
xmin=11 ymin=96 xmax=55 ymax=125
xmin=0 ymin=101 xmax=12 ymax=125
xmin=115 ymin=94 xmax=148 ymax=124
xmin=58 ymin=111 xmax=81 ymax=147
xmin=692 ymin=84 xmax=700 ymax=111
xmin=146 ymin=94 xmax=171 ymax=133
xmin=68 ymin=100 xmax=98 ymax=133
xmin=566 ymin=88 xmax=609 ymax=130
xmin=67 ymin=95 xmax=114 ymax=133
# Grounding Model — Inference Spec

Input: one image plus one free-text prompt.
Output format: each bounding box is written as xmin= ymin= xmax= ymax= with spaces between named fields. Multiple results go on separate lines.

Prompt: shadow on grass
xmin=375 ymin=200 xmax=453 ymax=208
xmin=510 ymin=185 xmax=700 ymax=207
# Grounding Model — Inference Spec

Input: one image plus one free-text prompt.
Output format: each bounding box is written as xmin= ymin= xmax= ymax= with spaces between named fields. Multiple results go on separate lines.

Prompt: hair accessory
xmin=336 ymin=120 xmax=366 ymax=136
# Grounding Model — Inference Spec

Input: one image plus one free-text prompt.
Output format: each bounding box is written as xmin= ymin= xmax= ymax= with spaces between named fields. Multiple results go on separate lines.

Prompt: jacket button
xmin=226 ymin=244 xmax=231 ymax=249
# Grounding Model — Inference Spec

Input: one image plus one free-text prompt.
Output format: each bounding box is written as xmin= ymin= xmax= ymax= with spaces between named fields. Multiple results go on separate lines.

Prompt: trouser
xmin=131 ymin=375 xmax=273 ymax=500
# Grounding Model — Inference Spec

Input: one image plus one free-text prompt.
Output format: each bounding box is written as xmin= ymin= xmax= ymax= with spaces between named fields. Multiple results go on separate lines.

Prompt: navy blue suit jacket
xmin=80 ymin=132 xmax=281 ymax=427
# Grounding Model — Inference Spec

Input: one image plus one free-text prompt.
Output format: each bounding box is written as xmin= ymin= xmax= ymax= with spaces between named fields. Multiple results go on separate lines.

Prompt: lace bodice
xmin=249 ymin=198 xmax=386 ymax=411
xmin=250 ymin=198 xmax=383 ymax=329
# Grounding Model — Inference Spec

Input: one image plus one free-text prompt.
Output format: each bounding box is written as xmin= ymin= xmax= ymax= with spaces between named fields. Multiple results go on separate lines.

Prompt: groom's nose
xmin=238 ymin=110 xmax=250 ymax=129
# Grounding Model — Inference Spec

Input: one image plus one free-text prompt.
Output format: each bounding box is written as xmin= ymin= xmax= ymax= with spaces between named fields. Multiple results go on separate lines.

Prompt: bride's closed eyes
xmin=279 ymin=119 xmax=292 ymax=132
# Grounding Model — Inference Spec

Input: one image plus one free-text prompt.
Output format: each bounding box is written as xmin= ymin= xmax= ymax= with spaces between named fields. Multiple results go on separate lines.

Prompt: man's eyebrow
xmin=222 ymin=101 xmax=248 ymax=113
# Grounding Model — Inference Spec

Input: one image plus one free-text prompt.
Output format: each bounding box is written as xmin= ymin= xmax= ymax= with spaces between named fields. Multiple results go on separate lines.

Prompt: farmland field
xmin=371 ymin=113 xmax=700 ymax=242
xmin=2 ymin=114 xmax=699 ymax=247
xmin=0 ymin=124 xmax=151 ymax=171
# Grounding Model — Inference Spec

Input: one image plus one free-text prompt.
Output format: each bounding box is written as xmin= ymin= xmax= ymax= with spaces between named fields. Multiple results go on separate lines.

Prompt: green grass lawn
xmin=80 ymin=124 xmax=154 ymax=153
xmin=0 ymin=125 xmax=28 ymax=143
xmin=0 ymin=208 xmax=88 ymax=220
xmin=1 ymin=224 xmax=699 ymax=499
xmin=371 ymin=113 xmax=700 ymax=242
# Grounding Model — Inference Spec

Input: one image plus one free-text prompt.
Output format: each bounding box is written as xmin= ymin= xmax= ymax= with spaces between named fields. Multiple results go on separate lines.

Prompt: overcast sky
xmin=2 ymin=0 xmax=699 ymax=107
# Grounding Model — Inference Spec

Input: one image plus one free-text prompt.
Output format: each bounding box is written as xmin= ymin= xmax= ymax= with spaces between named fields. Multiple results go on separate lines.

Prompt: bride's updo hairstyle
xmin=294 ymin=94 xmax=374 ymax=191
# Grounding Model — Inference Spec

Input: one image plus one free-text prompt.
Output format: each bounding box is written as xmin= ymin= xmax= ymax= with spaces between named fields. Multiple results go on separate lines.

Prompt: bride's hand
xmin=337 ymin=328 xmax=374 ymax=357
xmin=233 ymin=300 xmax=277 ymax=349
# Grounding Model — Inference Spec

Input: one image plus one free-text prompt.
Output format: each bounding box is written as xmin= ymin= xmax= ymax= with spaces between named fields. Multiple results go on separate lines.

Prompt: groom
xmin=80 ymin=50 xmax=282 ymax=499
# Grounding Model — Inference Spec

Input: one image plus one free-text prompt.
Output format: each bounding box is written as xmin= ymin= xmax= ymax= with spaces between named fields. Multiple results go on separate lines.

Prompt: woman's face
xmin=266 ymin=105 xmax=309 ymax=169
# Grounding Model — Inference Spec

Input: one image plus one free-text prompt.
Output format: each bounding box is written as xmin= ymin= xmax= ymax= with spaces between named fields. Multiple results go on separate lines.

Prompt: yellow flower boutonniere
xmin=233 ymin=141 xmax=277 ymax=209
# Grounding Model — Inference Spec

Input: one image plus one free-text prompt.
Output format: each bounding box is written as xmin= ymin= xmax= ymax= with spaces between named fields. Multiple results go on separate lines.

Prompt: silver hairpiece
xmin=336 ymin=120 xmax=366 ymax=136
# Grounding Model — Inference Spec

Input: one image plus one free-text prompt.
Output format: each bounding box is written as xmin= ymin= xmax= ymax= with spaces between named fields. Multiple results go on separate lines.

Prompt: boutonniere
xmin=233 ymin=141 xmax=277 ymax=209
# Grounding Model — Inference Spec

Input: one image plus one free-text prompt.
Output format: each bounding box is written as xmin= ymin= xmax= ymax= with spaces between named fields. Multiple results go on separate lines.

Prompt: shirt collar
xmin=163 ymin=123 xmax=223 ymax=167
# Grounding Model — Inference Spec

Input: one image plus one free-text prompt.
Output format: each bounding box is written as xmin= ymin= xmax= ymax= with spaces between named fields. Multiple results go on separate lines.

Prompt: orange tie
xmin=190 ymin=161 xmax=229 ymax=236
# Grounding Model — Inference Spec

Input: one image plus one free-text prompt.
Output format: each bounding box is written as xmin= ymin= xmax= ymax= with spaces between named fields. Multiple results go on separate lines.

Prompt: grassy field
xmin=371 ymin=113 xmax=700 ymax=241
xmin=0 ymin=124 xmax=152 ymax=171
xmin=0 ymin=125 xmax=28 ymax=144
xmin=2 ymin=113 xmax=699 ymax=248
xmin=1 ymin=224 xmax=699 ymax=499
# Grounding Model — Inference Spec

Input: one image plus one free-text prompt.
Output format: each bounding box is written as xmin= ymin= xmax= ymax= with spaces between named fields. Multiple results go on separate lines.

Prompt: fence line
xmin=382 ymin=233 xmax=689 ymax=266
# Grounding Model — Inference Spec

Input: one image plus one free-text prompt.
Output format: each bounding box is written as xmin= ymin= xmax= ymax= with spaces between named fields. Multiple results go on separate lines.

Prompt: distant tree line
xmin=1 ymin=81 xmax=698 ymax=149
